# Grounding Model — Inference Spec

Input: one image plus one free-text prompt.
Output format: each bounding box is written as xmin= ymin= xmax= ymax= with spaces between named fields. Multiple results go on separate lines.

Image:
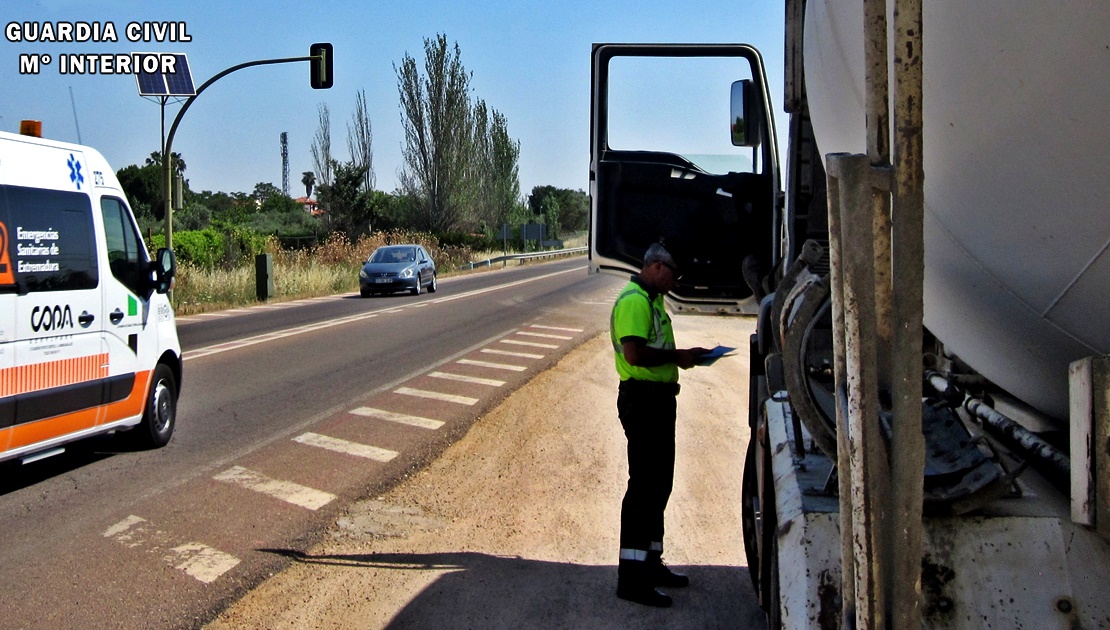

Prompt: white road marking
xmin=167 ymin=543 xmax=243 ymax=584
xmin=530 ymin=325 xmax=584 ymax=333
xmin=456 ymin=359 xmax=527 ymax=372
xmin=182 ymin=266 xmax=582 ymax=360
xmin=481 ymin=348 xmax=544 ymax=359
xmin=500 ymin=339 xmax=558 ymax=349
xmin=349 ymin=407 xmax=444 ymax=430
xmin=394 ymin=387 xmax=479 ymax=405
xmin=293 ymin=432 xmax=399 ymax=462
xmin=429 ymin=371 xmax=505 ymax=387
xmin=424 ymin=267 xmax=581 ymax=305
xmin=185 ymin=313 xmax=379 ymax=361
xmin=516 ymin=331 xmax=573 ymax=340
xmin=103 ymin=515 xmax=146 ymax=540
xmin=213 ymin=466 xmax=336 ymax=510
xmin=103 ymin=516 xmax=240 ymax=584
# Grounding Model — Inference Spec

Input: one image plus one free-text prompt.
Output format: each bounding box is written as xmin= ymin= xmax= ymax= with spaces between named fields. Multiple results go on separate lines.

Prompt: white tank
xmin=802 ymin=0 xmax=1110 ymax=418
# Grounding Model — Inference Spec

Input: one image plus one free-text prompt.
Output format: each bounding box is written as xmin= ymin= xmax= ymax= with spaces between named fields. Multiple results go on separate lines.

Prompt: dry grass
xmin=172 ymin=230 xmax=476 ymax=316
xmin=170 ymin=230 xmax=587 ymax=316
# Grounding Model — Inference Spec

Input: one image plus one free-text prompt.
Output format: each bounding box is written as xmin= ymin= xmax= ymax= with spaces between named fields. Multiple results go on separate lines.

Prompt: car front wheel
xmin=135 ymin=363 xmax=177 ymax=448
xmin=411 ymin=273 xmax=422 ymax=295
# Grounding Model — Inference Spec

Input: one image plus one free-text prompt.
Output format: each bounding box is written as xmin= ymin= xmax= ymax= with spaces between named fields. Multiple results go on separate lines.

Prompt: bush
xmin=172 ymin=228 xmax=225 ymax=269
xmin=438 ymin=231 xmax=499 ymax=251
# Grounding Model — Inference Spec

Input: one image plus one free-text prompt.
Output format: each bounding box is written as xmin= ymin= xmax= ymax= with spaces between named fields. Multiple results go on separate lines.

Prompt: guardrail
xmin=458 ymin=246 xmax=588 ymax=270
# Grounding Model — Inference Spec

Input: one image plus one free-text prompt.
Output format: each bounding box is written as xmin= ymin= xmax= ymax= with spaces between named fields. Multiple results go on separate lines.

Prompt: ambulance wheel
xmin=137 ymin=364 xmax=177 ymax=448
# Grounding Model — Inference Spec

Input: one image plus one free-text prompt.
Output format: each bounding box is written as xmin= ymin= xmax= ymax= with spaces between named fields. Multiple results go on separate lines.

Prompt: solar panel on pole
xmin=164 ymin=55 xmax=195 ymax=95
xmin=135 ymin=53 xmax=196 ymax=97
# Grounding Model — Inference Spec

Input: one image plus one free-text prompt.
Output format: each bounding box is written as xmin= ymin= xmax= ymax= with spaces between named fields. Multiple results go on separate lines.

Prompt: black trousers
xmin=617 ymin=380 xmax=678 ymax=555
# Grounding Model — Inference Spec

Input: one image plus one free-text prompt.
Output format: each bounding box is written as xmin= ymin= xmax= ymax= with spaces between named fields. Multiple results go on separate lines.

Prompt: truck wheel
xmin=741 ymin=440 xmax=763 ymax=594
xmin=136 ymin=364 xmax=177 ymax=448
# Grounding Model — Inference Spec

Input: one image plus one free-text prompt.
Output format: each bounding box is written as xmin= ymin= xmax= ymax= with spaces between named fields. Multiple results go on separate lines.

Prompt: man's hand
xmin=622 ymin=341 xmax=710 ymax=369
xmin=676 ymin=347 xmax=710 ymax=369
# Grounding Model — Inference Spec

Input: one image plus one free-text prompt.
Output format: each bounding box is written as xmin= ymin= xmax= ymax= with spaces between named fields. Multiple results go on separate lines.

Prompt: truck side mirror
xmin=730 ymin=79 xmax=761 ymax=147
xmin=151 ymin=247 xmax=176 ymax=294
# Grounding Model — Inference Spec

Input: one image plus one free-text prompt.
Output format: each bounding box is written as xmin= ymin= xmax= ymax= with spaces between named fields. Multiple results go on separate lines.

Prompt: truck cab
xmin=589 ymin=44 xmax=781 ymax=314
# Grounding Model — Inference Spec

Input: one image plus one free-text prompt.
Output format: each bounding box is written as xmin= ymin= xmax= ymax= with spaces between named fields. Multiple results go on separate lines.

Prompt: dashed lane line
xmin=394 ymin=386 xmax=479 ymax=406
xmin=456 ymin=359 xmax=528 ymax=372
xmin=213 ymin=466 xmax=337 ymax=511
xmin=481 ymin=348 xmax=545 ymax=360
xmin=293 ymin=432 xmax=399 ymax=462
xmin=516 ymin=331 xmax=574 ymax=340
xmin=348 ymin=407 xmax=444 ymax=430
xmin=428 ymin=371 xmax=506 ymax=387
xmin=103 ymin=515 xmax=241 ymax=584
xmin=530 ymin=325 xmax=585 ymax=333
xmin=500 ymin=339 xmax=558 ymax=349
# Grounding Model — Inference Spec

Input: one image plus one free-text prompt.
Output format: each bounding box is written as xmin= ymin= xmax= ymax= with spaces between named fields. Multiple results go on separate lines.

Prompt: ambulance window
xmin=100 ymin=198 xmax=148 ymax=297
xmin=0 ymin=184 xmax=98 ymax=293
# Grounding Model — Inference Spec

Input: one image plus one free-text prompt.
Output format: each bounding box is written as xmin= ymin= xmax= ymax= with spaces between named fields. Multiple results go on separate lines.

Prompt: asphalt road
xmin=0 ymin=256 xmax=623 ymax=629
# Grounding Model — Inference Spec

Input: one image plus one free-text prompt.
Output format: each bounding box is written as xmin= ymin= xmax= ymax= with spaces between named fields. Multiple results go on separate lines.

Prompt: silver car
xmin=359 ymin=244 xmax=438 ymax=297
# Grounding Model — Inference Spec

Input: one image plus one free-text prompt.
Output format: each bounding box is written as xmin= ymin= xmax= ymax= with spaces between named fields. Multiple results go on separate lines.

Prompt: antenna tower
xmin=280 ymin=132 xmax=290 ymax=196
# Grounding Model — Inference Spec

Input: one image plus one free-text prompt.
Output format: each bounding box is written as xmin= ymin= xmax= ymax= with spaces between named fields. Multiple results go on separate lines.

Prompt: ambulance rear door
xmin=0 ymin=149 xmax=108 ymax=453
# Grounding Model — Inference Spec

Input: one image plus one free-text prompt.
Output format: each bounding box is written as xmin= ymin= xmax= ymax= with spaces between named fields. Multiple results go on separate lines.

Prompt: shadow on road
xmin=0 ymin=433 xmax=142 ymax=496
xmin=260 ymin=548 xmax=766 ymax=629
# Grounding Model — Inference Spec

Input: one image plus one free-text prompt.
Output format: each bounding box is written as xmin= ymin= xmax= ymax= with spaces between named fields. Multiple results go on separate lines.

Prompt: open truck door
xmin=589 ymin=44 xmax=781 ymax=314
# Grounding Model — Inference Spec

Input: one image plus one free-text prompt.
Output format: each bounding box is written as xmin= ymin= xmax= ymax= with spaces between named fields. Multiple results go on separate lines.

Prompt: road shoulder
xmin=207 ymin=314 xmax=761 ymax=629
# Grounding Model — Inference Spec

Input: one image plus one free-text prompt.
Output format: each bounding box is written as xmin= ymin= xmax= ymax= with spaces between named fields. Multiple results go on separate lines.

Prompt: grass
xmin=170 ymin=230 xmax=587 ymax=316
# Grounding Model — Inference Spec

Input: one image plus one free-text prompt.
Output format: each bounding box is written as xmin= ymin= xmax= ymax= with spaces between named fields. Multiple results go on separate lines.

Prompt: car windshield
xmin=370 ymin=247 xmax=416 ymax=264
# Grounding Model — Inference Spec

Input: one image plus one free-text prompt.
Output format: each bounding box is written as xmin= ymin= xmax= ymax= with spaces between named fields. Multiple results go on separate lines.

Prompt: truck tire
xmin=135 ymin=363 xmax=177 ymax=448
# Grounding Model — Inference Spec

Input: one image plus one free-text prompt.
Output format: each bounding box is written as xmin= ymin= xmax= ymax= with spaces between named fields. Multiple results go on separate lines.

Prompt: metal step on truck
xmin=588 ymin=1 xmax=1110 ymax=627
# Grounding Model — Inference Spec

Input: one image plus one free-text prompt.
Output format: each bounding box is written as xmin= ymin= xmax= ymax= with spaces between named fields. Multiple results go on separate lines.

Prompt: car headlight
xmin=359 ymin=269 xmax=368 ymax=279
xmin=400 ymin=268 xmax=414 ymax=278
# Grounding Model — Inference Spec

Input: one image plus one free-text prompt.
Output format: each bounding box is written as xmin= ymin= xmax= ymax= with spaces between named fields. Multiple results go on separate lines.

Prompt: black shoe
xmin=650 ymin=562 xmax=690 ymax=588
xmin=617 ymin=583 xmax=673 ymax=608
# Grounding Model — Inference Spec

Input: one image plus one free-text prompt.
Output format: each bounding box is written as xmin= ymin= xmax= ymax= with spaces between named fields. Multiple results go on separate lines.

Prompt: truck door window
xmin=100 ymin=197 xmax=148 ymax=297
xmin=0 ymin=184 xmax=99 ymax=293
xmin=607 ymin=56 xmax=759 ymax=175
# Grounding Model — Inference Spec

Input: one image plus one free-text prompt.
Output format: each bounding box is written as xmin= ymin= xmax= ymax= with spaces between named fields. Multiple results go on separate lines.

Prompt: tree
xmin=315 ymin=159 xmax=373 ymax=238
xmin=311 ymin=103 xmax=333 ymax=193
xmin=117 ymin=163 xmax=164 ymax=219
xmin=395 ymin=34 xmax=476 ymax=233
xmin=301 ymin=171 xmax=316 ymax=198
xmin=529 ymin=186 xmax=589 ymax=234
xmin=347 ymin=89 xmax=375 ymax=193
xmin=484 ymin=107 xmax=521 ymax=230
xmin=252 ymin=182 xmax=282 ymax=205
xmin=146 ymin=151 xmax=186 ymax=175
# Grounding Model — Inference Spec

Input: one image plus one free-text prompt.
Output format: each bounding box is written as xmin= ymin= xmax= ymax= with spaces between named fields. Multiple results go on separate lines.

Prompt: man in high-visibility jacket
xmin=610 ymin=243 xmax=709 ymax=607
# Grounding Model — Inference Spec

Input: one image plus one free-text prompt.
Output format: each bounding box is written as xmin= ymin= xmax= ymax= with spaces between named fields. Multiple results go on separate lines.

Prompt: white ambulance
xmin=0 ymin=122 xmax=181 ymax=465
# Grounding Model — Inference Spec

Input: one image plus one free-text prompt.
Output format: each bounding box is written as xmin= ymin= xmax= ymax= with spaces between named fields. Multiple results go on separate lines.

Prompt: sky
xmin=2 ymin=0 xmax=786 ymax=200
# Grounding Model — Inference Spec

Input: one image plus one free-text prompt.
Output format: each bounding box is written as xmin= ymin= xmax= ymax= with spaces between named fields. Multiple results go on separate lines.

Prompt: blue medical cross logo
xmin=68 ymin=154 xmax=84 ymax=190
